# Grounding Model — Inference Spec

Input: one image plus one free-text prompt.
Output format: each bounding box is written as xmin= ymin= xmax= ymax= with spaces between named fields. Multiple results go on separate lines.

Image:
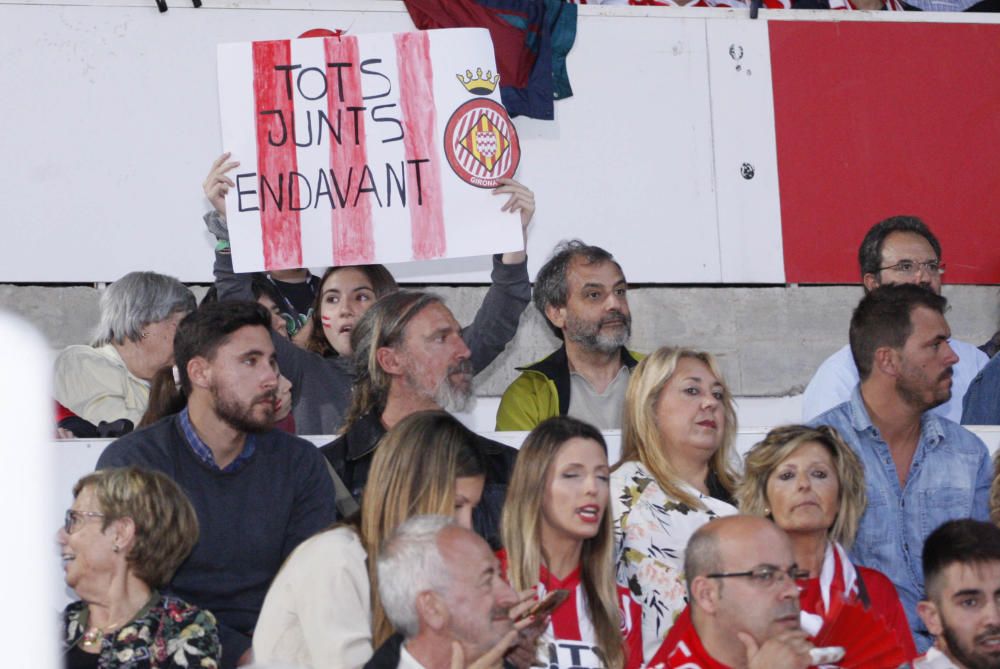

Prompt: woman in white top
xmin=54 ymin=271 xmax=195 ymax=428
xmin=252 ymin=410 xmax=487 ymax=669
xmin=610 ymin=346 xmax=740 ymax=662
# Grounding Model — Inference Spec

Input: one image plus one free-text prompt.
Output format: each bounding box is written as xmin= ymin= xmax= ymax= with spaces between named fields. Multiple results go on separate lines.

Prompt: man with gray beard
xmin=321 ymin=291 xmax=518 ymax=548
xmin=497 ymin=240 xmax=642 ymax=431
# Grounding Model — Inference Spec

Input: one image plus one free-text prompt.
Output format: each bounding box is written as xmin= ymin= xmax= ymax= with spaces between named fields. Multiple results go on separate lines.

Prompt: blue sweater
xmin=96 ymin=415 xmax=337 ymax=668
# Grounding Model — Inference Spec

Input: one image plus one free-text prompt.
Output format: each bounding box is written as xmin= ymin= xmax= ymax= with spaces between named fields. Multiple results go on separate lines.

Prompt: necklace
xmin=80 ymin=618 xmax=125 ymax=649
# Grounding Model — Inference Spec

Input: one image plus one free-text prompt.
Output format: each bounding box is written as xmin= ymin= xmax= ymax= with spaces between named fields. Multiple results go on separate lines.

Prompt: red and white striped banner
xmin=217 ymin=28 xmax=523 ymax=273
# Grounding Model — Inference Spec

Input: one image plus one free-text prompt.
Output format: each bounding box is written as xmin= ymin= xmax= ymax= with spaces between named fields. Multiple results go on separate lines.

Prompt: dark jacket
xmin=321 ymin=412 xmax=517 ymax=548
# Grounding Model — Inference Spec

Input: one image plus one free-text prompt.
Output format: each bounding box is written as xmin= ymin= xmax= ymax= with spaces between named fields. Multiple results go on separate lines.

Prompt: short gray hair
xmin=376 ymin=514 xmax=455 ymax=638
xmin=533 ymin=240 xmax=621 ymax=339
xmin=93 ymin=272 xmax=195 ymax=346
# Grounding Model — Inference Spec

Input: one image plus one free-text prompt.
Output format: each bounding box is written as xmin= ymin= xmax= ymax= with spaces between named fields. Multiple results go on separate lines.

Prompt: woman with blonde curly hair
xmin=610 ymin=346 xmax=740 ymax=661
xmin=737 ymin=424 xmax=915 ymax=658
xmin=501 ymin=417 xmax=642 ymax=669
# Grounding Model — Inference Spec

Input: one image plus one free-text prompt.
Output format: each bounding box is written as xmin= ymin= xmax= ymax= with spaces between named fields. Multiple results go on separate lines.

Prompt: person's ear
xmin=917 ymin=600 xmax=943 ymax=637
xmin=186 ymin=356 xmax=212 ymax=391
xmin=415 ymin=591 xmax=448 ymax=631
xmin=375 ymin=346 xmax=404 ymax=376
xmin=109 ymin=516 xmax=136 ymax=554
xmin=690 ymin=576 xmax=720 ymax=615
xmin=862 ymin=273 xmax=881 ymax=293
xmin=873 ymin=346 xmax=899 ymax=378
xmin=545 ymin=304 xmax=567 ymax=331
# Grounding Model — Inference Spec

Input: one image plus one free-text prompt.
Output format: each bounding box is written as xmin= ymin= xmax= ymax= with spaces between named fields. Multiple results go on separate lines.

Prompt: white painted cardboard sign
xmin=217 ymin=28 xmax=524 ymax=273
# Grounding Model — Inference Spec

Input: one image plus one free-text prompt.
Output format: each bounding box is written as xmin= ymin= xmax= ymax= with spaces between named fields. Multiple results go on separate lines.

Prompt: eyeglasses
xmin=64 ymin=509 xmax=106 ymax=534
xmin=878 ymin=260 xmax=945 ymax=276
xmin=706 ymin=565 xmax=808 ymax=588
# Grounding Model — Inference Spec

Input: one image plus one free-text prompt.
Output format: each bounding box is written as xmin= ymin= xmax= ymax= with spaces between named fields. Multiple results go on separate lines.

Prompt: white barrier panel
xmin=1 ymin=312 xmax=61 ymax=668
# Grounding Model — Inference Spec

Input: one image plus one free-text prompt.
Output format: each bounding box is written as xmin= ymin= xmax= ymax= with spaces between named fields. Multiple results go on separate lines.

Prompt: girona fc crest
xmin=443 ymin=98 xmax=520 ymax=189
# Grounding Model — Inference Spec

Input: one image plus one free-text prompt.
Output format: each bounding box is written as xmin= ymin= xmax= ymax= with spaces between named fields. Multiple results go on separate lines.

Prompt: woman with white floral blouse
xmin=610 ymin=347 xmax=740 ymax=662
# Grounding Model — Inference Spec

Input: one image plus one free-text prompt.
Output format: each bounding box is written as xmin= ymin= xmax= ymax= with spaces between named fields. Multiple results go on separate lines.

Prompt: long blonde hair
xmin=501 ymin=417 xmax=625 ymax=669
xmin=615 ymin=346 xmax=738 ymax=510
xmin=360 ymin=410 xmax=486 ymax=646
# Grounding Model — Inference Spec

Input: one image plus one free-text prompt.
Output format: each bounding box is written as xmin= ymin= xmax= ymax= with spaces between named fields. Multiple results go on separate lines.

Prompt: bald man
xmin=649 ymin=516 xmax=813 ymax=669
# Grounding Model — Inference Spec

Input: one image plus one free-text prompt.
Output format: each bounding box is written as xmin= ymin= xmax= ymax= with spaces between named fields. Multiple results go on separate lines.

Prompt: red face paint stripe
xmin=324 ymin=36 xmax=375 ymax=266
xmin=252 ymin=40 xmax=303 ymax=269
xmin=395 ymin=31 xmax=446 ymax=260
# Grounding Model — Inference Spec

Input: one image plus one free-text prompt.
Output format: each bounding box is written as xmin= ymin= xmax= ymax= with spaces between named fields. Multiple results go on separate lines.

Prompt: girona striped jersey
xmin=498 ymin=550 xmax=643 ymax=669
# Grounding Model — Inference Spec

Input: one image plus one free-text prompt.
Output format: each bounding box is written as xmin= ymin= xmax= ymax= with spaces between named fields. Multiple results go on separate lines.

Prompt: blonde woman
xmin=252 ymin=410 xmax=487 ymax=669
xmin=611 ymin=347 xmax=740 ymax=662
xmin=737 ymin=424 xmax=916 ymax=659
xmin=501 ymin=417 xmax=642 ymax=669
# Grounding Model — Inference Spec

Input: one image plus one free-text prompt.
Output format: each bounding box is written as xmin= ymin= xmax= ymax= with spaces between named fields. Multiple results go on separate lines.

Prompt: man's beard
xmin=565 ymin=310 xmax=631 ymax=354
xmin=409 ymin=359 xmax=476 ymax=413
xmin=897 ymin=362 xmax=953 ymax=412
xmin=942 ymin=619 xmax=1000 ymax=669
xmin=212 ymin=383 xmax=276 ymax=433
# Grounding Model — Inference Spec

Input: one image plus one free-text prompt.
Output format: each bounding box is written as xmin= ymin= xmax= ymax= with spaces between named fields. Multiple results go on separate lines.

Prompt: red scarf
xmin=798 ymin=542 xmax=858 ymax=636
xmin=647 ymin=608 xmax=731 ymax=669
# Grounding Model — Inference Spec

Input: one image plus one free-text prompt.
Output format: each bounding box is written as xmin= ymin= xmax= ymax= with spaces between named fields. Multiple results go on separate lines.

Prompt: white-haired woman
xmin=54 ymin=271 xmax=195 ymax=429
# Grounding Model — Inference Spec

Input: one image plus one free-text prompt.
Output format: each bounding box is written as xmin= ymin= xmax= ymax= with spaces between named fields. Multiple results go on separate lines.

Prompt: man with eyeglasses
xmin=809 ymin=284 xmax=991 ymax=653
xmin=648 ymin=516 xmax=814 ymax=669
xmin=802 ymin=216 xmax=988 ymax=424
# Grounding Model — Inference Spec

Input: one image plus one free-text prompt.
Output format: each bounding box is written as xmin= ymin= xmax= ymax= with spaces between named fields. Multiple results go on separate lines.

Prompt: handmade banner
xmin=217 ymin=28 xmax=523 ymax=273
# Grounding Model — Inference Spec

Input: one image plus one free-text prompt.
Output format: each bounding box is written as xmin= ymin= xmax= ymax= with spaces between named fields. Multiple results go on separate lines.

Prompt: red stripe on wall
xmin=770 ymin=21 xmax=1000 ymax=284
xmin=395 ymin=31 xmax=446 ymax=260
xmin=324 ymin=36 xmax=375 ymax=265
xmin=253 ymin=40 xmax=303 ymax=269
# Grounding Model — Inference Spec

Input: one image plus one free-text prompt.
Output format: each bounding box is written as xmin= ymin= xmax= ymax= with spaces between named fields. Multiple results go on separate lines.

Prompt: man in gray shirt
xmin=496 ymin=240 xmax=642 ymax=431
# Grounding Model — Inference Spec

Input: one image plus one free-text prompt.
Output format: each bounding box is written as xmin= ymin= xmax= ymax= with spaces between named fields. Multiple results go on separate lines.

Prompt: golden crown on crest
xmin=456 ymin=67 xmax=500 ymax=95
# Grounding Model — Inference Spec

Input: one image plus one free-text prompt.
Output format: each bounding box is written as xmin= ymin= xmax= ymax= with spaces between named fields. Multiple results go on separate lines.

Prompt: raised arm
xmin=461 ymin=179 xmax=534 ymax=374
xmin=204 ymin=153 xmax=257 ymax=304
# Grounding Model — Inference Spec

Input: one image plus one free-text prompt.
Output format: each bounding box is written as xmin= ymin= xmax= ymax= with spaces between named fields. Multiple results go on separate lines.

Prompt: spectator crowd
xmin=50 ymin=139 xmax=1000 ymax=669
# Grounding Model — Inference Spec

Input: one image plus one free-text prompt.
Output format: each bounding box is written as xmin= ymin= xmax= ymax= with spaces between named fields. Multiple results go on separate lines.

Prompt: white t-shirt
xmin=801 ymin=339 xmax=988 ymax=423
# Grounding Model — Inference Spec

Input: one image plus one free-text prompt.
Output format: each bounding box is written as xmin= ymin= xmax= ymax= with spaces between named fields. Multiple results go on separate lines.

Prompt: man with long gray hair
xmin=321 ymin=291 xmax=518 ymax=547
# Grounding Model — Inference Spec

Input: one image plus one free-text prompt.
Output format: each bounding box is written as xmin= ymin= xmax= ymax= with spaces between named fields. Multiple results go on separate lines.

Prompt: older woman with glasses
xmin=59 ymin=466 xmax=220 ymax=668
xmin=736 ymin=424 xmax=916 ymax=660
xmin=54 ymin=271 xmax=196 ymax=431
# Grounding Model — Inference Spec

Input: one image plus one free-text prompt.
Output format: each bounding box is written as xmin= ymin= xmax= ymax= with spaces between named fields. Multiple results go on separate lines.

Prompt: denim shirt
xmin=810 ymin=386 xmax=991 ymax=652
